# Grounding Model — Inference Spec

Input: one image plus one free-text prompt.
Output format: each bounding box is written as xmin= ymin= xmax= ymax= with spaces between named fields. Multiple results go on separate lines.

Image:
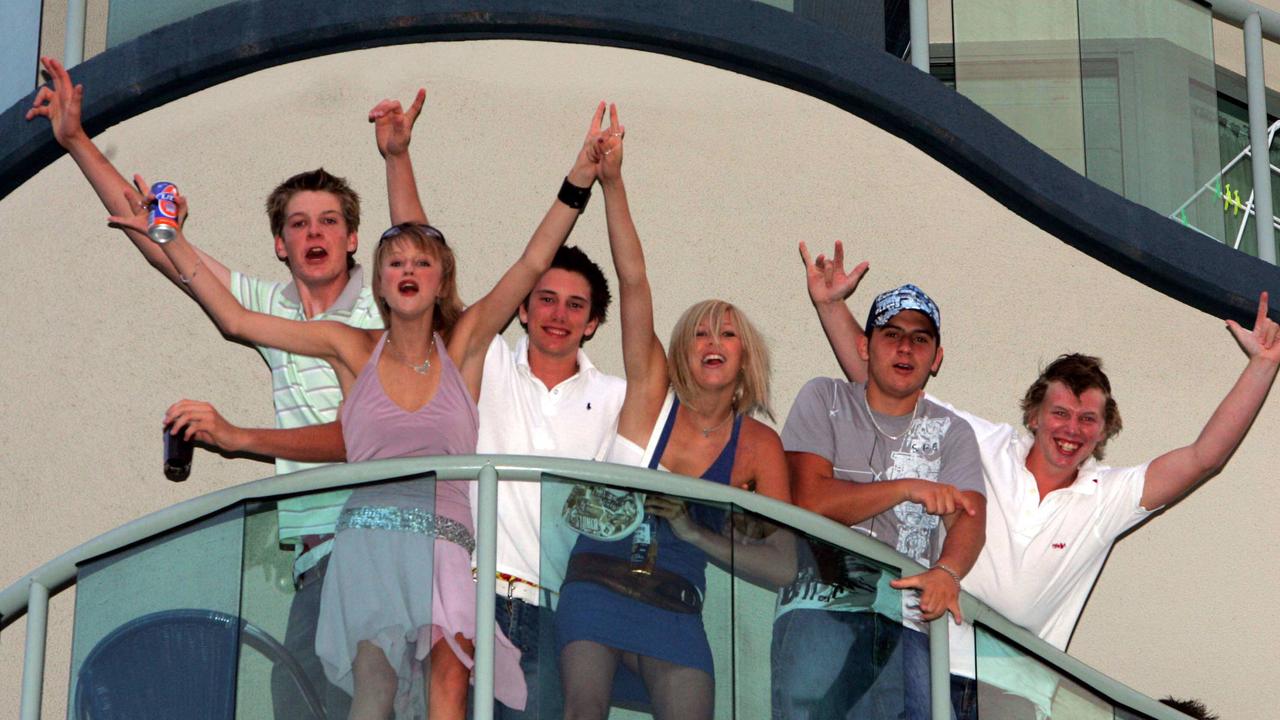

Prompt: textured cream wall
xmin=2 ymin=40 xmax=1277 ymax=718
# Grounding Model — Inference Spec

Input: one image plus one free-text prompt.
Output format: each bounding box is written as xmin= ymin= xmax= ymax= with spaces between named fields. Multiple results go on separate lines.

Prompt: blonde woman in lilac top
xmin=111 ymin=102 xmax=614 ymax=720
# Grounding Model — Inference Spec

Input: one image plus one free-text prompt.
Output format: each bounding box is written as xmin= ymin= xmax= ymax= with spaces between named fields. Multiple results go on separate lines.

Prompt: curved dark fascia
xmin=3 ymin=0 xmax=1277 ymax=322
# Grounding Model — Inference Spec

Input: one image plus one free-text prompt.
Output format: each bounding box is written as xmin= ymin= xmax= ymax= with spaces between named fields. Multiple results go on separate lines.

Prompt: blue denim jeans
xmin=772 ymin=609 xmax=926 ymax=719
xmin=489 ymin=595 xmax=563 ymax=720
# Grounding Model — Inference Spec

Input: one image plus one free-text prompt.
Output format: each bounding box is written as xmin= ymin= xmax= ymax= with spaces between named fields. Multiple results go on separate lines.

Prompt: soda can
xmin=148 ymin=181 xmax=180 ymax=244
xmin=163 ymin=426 xmax=194 ymax=482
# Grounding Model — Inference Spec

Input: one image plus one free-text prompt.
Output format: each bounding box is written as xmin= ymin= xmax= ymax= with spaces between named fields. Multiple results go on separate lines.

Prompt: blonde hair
xmin=668 ymin=299 xmax=774 ymax=421
xmin=370 ymin=224 xmax=464 ymax=339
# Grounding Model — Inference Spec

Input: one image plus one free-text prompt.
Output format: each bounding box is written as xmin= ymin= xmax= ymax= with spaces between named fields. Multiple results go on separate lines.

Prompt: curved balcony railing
xmin=0 ymin=456 xmax=1188 ymax=720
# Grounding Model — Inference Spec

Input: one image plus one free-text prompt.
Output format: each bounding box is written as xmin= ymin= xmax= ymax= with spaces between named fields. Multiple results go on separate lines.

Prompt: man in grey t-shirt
xmin=772 ymin=283 xmax=986 ymax=720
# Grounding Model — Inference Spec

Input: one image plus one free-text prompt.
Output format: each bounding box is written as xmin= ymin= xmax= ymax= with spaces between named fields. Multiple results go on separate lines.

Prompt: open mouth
xmin=304 ymin=247 xmax=329 ymax=262
xmin=542 ymin=326 xmax=570 ymax=338
xmin=1054 ymin=439 xmax=1082 ymax=455
xmin=398 ymin=279 xmax=419 ymax=295
xmin=702 ymin=353 xmax=726 ymax=368
xmin=892 ymin=362 xmax=915 ymax=373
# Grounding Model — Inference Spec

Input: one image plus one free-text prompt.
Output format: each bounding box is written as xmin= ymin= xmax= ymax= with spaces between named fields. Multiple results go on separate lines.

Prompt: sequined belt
xmin=336 ymin=506 xmax=475 ymax=554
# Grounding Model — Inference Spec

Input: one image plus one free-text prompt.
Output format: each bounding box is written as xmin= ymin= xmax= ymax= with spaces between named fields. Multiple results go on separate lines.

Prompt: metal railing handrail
xmin=1 ymin=455 xmax=1187 ymax=719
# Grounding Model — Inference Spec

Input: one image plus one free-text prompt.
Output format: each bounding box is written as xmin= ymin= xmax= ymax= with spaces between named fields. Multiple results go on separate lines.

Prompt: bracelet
xmin=557 ymin=176 xmax=592 ymax=213
xmin=933 ymin=562 xmax=962 ymax=590
xmin=180 ymin=259 xmax=203 ymax=286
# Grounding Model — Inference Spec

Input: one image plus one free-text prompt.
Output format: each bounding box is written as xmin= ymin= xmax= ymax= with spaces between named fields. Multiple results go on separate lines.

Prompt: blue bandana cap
xmin=865 ymin=284 xmax=941 ymax=337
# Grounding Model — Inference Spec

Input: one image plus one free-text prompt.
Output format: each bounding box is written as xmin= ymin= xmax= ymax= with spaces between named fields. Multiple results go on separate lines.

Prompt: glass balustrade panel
xmin=766 ymin=523 xmax=913 ymax=719
xmin=106 ymin=0 xmax=242 ymax=48
xmin=542 ymin=474 xmax=736 ymax=718
xmin=972 ymin=625 xmax=1157 ymax=719
xmin=235 ymin=474 xmax=449 ymax=720
xmin=67 ymin=506 xmax=246 ymax=720
xmin=1 ymin=0 xmax=40 ymax=109
xmin=953 ymin=0 xmax=1087 ymax=174
xmin=1078 ymin=0 xmax=1223 ymax=241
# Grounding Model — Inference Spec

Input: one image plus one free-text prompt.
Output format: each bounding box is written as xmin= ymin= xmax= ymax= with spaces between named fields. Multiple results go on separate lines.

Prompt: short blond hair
xmin=370 ymin=224 xmax=463 ymax=339
xmin=668 ymin=300 xmax=773 ymax=421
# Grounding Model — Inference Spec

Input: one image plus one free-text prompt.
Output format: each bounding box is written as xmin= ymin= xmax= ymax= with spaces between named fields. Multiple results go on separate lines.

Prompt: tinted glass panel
xmin=68 ymin=506 xmax=246 ymax=719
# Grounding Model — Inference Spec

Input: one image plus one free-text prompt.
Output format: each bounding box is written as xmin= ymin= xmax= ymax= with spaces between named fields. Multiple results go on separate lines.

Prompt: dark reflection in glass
xmin=770 ymin=533 xmax=910 ymax=718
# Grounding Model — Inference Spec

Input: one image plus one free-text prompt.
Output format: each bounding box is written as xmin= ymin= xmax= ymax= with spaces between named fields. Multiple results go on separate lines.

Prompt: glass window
xmin=1 ymin=0 xmax=41 ymax=109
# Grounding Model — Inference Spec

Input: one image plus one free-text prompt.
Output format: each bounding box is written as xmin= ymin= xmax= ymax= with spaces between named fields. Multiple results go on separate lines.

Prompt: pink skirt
xmin=315 ymin=524 xmax=527 ymax=716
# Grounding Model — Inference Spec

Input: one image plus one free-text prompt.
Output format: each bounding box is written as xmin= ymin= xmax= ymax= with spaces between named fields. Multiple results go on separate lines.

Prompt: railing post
xmin=1245 ymin=12 xmax=1276 ymax=264
xmin=929 ymin=617 xmax=951 ymax=720
xmin=473 ymin=464 xmax=499 ymax=720
xmin=63 ymin=0 xmax=87 ymax=67
xmin=909 ymin=0 xmax=930 ymax=72
xmin=19 ymin=580 xmax=49 ymax=720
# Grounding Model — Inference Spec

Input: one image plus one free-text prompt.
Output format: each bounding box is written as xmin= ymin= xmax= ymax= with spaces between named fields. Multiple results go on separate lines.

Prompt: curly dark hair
xmin=520 ymin=245 xmax=612 ymax=339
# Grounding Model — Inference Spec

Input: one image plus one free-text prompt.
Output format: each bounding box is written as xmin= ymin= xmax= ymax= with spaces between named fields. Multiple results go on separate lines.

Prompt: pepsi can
xmin=148 ymin=182 xmax=180 ymax=244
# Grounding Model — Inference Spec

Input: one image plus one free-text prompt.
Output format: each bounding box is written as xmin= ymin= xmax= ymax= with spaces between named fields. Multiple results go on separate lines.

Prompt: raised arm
xmin=108 ymin=186 xmax=368 ymax=378
xmin=1142 ymin=292 xmax=1280 ymax=509
xmin=448 ymin=102 xmax=608 ymax=393
xmin=799 ymin=240 xmax=869 ymax=384
xmin=594 ymin=106 xmax=669 ymax=442
xmin=370 ymin=88 xmax=429 ymax=225
xmin=165 ymin=400 xmax=347 ymax=463
xmin=26 ymin=56 xmax=231 ymax=290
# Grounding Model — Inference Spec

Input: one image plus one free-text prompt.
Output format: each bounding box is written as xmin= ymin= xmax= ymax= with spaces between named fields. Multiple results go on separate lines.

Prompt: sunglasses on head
xmin=379 ymin=223 xmax=447 ymax=245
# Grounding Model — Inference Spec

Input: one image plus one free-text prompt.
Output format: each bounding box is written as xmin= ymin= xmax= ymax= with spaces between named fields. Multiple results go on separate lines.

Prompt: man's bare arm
xmin=1143 ymin=292 xmax=1280 ymax=509
xmin=788 ymin=451 xmax=979 ymax=526
xmin=27 ymin=56 xmax=231 ymax=291
xmin=165 ymin=400 xmax=346 ymax=462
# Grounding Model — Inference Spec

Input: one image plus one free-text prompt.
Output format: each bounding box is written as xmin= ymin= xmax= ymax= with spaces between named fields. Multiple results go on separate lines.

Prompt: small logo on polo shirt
xmin=587 ymin=402 xmax=592 ymax=410
xmin=1052 ymin=543 xmax=1066 ymax=550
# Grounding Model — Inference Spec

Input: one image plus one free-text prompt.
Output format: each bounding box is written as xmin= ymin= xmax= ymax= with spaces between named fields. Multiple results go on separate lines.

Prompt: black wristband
xmin=558 ymin=176 xmax=592 ymax=213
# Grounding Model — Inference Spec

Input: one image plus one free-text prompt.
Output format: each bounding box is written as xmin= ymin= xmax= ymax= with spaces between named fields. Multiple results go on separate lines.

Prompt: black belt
xmin=564 ymin=552 xmax=702 ymax=614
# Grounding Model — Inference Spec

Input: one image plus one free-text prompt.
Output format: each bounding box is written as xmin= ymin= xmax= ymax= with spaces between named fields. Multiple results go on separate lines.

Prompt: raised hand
xmin=799 ymin=240 xmax=869 ymax=307
xmin=106 ymin=174 xmax=189 ymax=236
xmin=165 ymin=399 xmax=247 ymax=452
xmin=369 ymin=88 xmax=426 ymax=159
xmin=25 ymin=56 xmax=87 ymax=147
xmin=1227 ymin=291 xmax=1280 ymax=363
xmin=594 ymin=103 xmax=625 ymax=184
xmin=567 ymin=101 xmax=608 ymax=188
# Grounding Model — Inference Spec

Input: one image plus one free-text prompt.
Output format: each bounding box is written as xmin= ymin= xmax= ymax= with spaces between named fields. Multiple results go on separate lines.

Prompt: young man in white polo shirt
xmin=26 ymin=59 xmax=432 ymax=720
xmin=800 ymin=241 xmax=1280 ymax=717
xmin=471 ymin=245 xmax=626 ymax=719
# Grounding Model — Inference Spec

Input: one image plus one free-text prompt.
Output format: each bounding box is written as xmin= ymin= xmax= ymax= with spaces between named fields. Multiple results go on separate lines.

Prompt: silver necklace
xmin=698 ymin=413 xmax=734 ymax=437
xmin=387 ymin=333 xmax=434 ymax=374
xmin=862 ymin=388 xmax=920 ymax=441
